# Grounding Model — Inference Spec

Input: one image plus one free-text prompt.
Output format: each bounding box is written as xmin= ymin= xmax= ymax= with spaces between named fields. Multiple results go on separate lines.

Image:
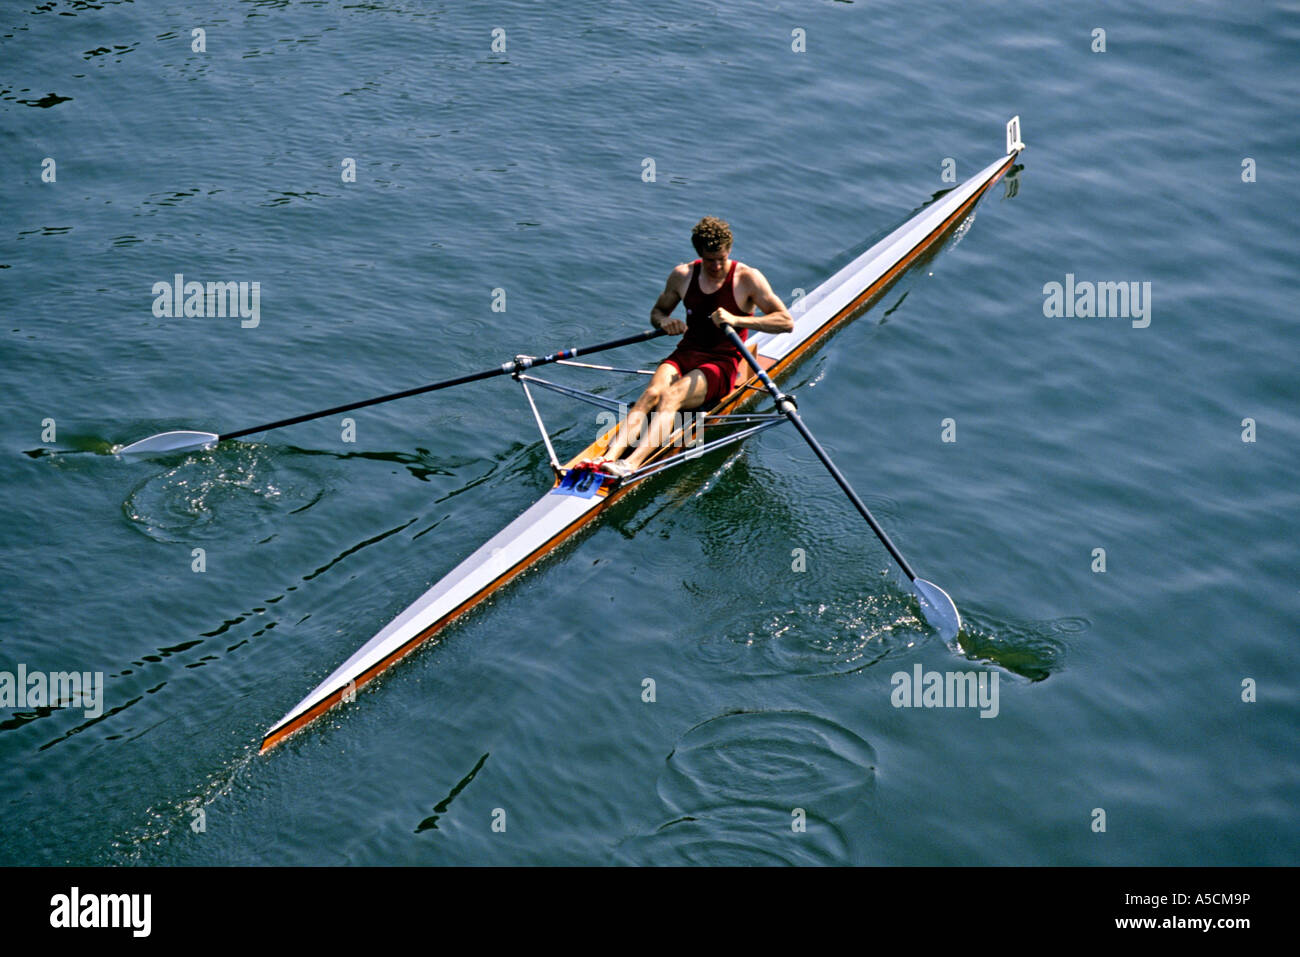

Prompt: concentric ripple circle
xmin=657 ymin=709 xmax=877 ymax=821
xmin=616 ymin=804 xmax=850 ymax=866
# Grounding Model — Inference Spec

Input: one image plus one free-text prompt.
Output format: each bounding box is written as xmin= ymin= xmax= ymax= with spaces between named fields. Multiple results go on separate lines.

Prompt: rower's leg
xmin=622 ymin=370 xmax=711 ymax=470
xmin=603 ymin=363 xmax=679 ymax=461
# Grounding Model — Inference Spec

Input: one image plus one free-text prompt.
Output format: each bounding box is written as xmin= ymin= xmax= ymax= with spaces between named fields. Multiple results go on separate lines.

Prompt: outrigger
xmin=120 ymin=118 xmax=1026 ymax=753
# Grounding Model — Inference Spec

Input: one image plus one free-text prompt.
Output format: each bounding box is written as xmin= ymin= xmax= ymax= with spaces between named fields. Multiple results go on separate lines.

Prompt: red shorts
xmin=662 ymin=345 xmax=742 ymax=409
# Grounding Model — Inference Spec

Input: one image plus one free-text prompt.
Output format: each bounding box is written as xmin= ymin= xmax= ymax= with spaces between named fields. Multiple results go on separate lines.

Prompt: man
xmin=592 ymin=216 xmax=795 ymax=478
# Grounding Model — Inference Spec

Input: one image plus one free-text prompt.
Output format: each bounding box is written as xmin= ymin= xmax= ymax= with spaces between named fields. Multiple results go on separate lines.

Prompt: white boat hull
xmin=261 ymin=146 xmax=1021 ymax=751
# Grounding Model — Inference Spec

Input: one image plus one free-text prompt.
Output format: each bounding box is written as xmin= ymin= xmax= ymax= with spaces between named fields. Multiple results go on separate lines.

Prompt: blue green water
xmin=1 ymin=0 xmax=1296 ymax=865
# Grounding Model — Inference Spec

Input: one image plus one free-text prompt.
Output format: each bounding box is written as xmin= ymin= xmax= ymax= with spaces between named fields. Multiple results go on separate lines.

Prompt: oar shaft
xmin=221 ymin=367 xmax=500 ymax=441
xmin=721 ymin=324 xmax=918 ymax=582
xmin=220 ymin=328 xmax=667 ymax=443
xmin=780 ymin=400 xmax=919 ymax=582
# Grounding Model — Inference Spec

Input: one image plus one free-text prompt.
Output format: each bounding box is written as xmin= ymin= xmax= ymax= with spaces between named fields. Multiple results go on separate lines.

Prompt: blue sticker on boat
xmin=552 ymin=468 xmax=604 ymax=498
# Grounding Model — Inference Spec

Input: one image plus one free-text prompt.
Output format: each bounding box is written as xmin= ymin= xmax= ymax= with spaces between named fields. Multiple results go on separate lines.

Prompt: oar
xmin=118 ymin=328 xmax=669 ymax=455
xmin=720 ymin=323 xmax=961 ymax=640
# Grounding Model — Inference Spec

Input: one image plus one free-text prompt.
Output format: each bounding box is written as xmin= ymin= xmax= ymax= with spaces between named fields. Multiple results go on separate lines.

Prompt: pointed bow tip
xmin=259 ymin=714 xmax=299 ymax=754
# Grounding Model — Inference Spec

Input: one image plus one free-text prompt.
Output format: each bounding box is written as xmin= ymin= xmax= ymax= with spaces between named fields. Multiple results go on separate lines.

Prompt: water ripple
xmin=656 ymin=709 xmax=877 ymax=821
xmin=122 ymin=445 xmax=325 ymax=543
xmin=616 ymin=804 xmax=850 ymax=866
xmin=617 ymin=708 xmax=874 ymax=864
xmin=689 ymin=592 xmax=928 ymax=678
xmin=953 ymin=611 xmax=1088 ymax=681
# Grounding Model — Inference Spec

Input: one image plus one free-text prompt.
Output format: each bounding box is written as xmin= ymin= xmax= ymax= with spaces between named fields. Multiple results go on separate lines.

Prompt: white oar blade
xmin=913 ymin=578 xmax=961 ymax=642
xmin=116 ymin=430 xmax=219 ymax=455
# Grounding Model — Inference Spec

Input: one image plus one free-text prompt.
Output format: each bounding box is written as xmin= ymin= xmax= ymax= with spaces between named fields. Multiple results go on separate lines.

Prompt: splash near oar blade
xmin=912 ymin=578 xmax=961 ymax=642
xmin=117 ymin=430 xmax=219 ymax=455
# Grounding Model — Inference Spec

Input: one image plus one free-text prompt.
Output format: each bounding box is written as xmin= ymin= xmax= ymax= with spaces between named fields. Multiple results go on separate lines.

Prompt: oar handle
xmin=220 ymin=327 xmax=669 ymax=443
xmin=533 ymin=327 xmax=669 ymax=366
xmin=720 ymin=323 xmax=919 ymax=582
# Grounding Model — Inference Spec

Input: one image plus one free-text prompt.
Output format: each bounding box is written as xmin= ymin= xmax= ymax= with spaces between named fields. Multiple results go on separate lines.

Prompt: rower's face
xmin=701 ymin=247 xmax=730 ymax=280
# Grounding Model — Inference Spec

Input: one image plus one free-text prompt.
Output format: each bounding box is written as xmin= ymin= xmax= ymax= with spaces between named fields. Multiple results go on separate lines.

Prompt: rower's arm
xmin=727 ymin=267 xmax=795 ymax=333
xmin=651 ymin=266 xmax=689 ymax=335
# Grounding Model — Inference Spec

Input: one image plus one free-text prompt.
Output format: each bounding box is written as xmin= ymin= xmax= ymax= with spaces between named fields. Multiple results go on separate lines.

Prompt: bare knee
xmin=636 ymin=386 xmax=666 ymax=411
xmin=659 ymin=380 xmax=695 ymax=413
xmin=651 ymin=394 xmax=683 ymax=421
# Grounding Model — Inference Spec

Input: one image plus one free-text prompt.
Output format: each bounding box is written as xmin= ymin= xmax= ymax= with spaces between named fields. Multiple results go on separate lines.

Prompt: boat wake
xmin=108 ymin=742 xmax=260 ymax=863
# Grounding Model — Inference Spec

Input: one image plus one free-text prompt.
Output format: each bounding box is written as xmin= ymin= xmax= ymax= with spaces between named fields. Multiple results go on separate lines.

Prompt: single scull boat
xmin=242 ymin=119 xmax=1022 ymax=751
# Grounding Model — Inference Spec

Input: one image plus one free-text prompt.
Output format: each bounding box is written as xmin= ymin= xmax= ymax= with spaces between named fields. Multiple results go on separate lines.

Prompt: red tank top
xmin=681 ymin=260 xmax=752 ymax=354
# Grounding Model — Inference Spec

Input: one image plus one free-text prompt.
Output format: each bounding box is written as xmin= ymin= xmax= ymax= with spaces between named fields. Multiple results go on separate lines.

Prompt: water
xmin=1 ymin=0 xmax=1296 ymax=866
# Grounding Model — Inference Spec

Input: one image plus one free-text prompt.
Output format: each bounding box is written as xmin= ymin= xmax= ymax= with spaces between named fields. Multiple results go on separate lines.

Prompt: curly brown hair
xmin=691 ymin=216 xmax=733 ymax=255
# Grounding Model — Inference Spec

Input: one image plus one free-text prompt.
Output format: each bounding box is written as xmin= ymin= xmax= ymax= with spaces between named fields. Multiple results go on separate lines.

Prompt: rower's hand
xmin=655 ymin=318 xmax=687 ymax=335
xmin=710 ymin=307 xmax=741 ymax=329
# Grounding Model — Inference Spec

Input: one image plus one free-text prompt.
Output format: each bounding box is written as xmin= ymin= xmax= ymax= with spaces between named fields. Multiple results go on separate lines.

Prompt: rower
xmin=592 ymin=216 xmax=795 ymax=478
